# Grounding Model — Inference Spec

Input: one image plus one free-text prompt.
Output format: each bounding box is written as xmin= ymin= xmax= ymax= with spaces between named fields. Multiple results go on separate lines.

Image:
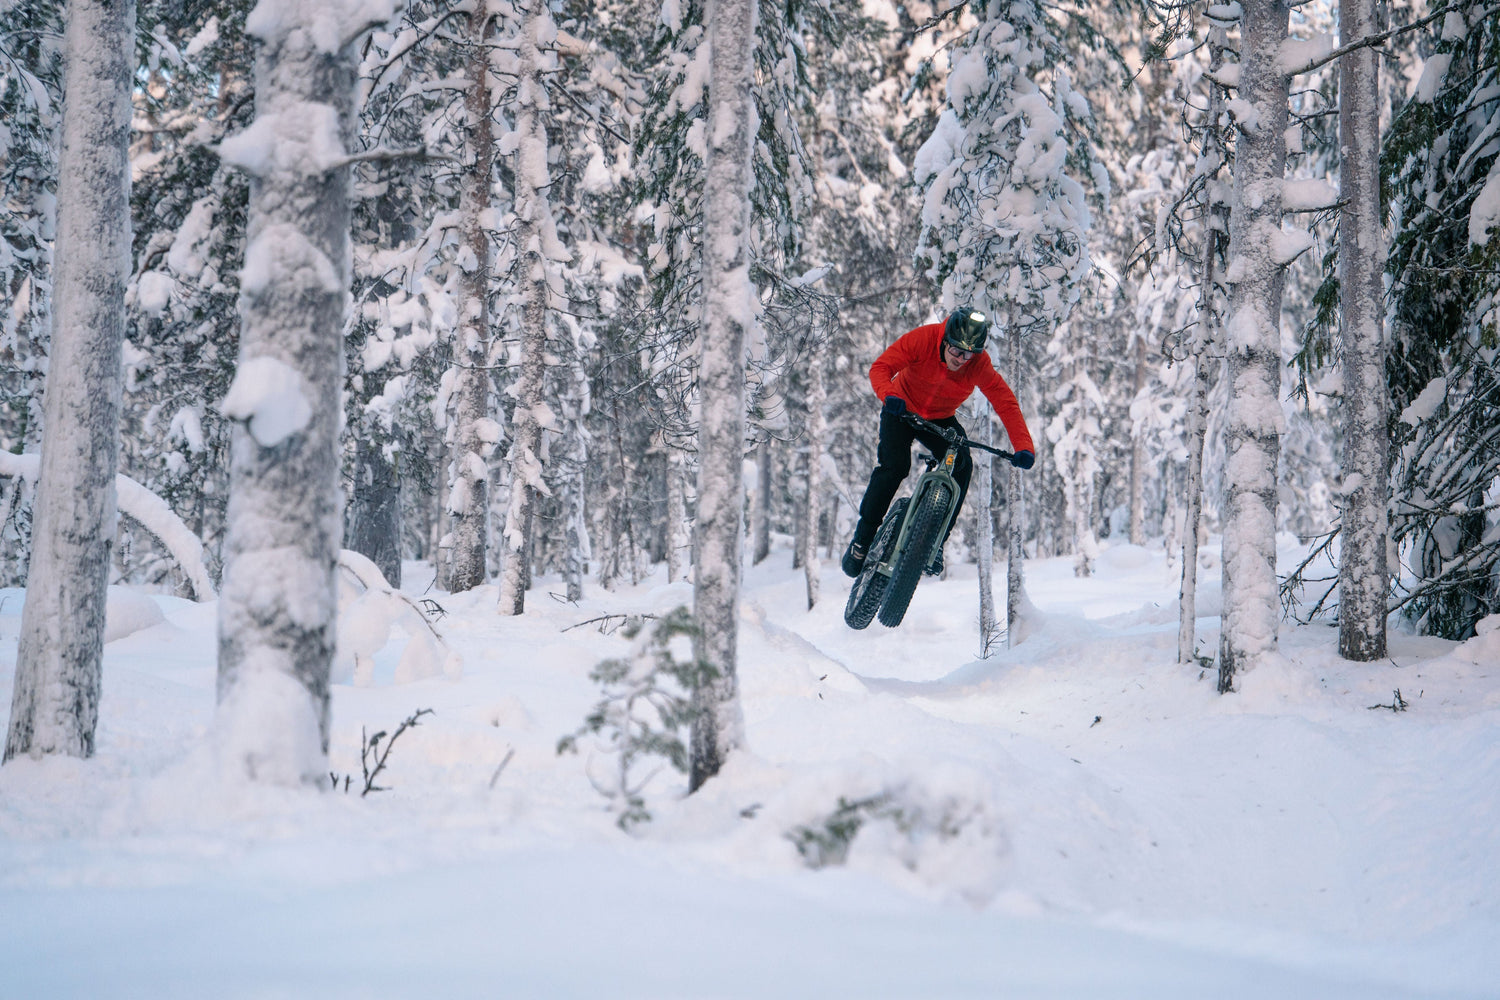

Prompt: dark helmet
xmin=943 ymin=306 xmax=991 ymax=353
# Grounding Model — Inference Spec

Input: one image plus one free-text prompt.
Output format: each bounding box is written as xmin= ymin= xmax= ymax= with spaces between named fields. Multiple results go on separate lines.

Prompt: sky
xmin=2 ymin=534 xmax=1496 ymax=999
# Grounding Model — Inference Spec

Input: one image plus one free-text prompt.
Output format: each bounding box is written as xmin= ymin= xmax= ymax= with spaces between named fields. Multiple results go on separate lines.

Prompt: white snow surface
xmin=1 ymin=542 xmax=1496 ymax=998
xmin=219 ymin=355 xmax=314 ymax=448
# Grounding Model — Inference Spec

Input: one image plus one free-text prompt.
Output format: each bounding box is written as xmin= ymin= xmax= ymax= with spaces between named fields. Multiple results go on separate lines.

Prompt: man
xmin=842 ymin=306 xmax=1035 ymax=578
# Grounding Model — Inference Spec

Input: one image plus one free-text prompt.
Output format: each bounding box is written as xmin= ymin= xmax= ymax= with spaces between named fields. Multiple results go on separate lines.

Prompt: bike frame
xmin=873 ymin=413 xmax=1013 ymax=577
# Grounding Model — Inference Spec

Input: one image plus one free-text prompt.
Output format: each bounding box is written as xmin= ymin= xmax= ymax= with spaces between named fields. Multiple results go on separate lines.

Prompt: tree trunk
xmin=1179 ymin=352 xmax=1211 ymax=665
xmin=446 ymin=8 xmax=497 ymax=594
xmin=1005 ymin=329 xmax=1028 ymax=648
xmin=1218 ymin=0 xmax=1290 ymax=693
xmin=665 ymin=436 xmax=689 ymax=583
xmin=689 ymin=0 xmax=756 ymax=792
xmin=346 ymin=435 xmax=402 ymax=587
xmin=752 ymin=435 xmax=773 ymax=565
xmin=5 ymin=0 xmax=133 ymax=762
xmin=1336 ymin=0 xmax=1389 ymax=661
xmin=975 ymin=403 xmax=998 ymax=654
xmin=1179 ymin=21 xmax=1231 ymax=668
xmin=802 ymin=366 xmax=826 ymax=610
xmin=215 ymin=8 xmax=371 ymax=783
xmin=1127 ymin=334 xmax=1148 ymax=545
xmin=499 ymin=0 xmax=564 ymax=615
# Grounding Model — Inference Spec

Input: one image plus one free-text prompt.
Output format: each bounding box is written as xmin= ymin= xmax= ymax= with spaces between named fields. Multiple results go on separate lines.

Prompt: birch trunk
xmin=1005 ymin=329 xmax=1027 ymax=648
xmin=499 ymin=1 xmax=564 ymax=616
xmin=976 ymin=404 xmax=997 ymax=654
xmin=689 ymin=0 xmax=756 ymax=791
xmin=1179 ymin=353 xmax=1211 ymax=665
xmin=215 ymin=7 xmax=371 ymax=783
xmin=1218 ymin=0 xmax=1290 ymax=693
xmin=5 ymin=0 xmax=133 ymax=762
xmin=1127 ymin=335 xmax=1148 ymax=545
xmin=802 ymin=366 xmax=826 ymax=610
xmin=1179 ymin=22 xmax=1230 ymax=667
xmin=1336 ymin=0 xmax=1389 ymax=661
xmin=752 ymin=436 xmax=772 ymax=565
xmin=446 ymin=9 xmax=496 ymax=594
xmin=666 ymin=438 xmax=688 ymax=583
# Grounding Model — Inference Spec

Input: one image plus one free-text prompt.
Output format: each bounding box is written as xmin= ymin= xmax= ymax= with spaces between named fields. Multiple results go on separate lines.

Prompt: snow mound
xmin=104 ymin=587 xmax=166 ymax=643
xmin=1099 ymin=543 xmax=1154 ymax=570
xmin=1454 ymin=614 xmax=1500 ymax=665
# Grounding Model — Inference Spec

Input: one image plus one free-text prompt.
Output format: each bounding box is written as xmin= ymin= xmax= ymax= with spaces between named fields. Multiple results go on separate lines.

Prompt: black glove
xmin=882 ymin=396 xmax=906 ymax=416
xmin=1010 ymin=450 xmax=1035 ymax=469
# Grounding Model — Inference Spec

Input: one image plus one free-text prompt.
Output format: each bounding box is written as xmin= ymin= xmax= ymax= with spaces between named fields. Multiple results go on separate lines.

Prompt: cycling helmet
xmin=943 ymin=306 xmax=990 ymax=353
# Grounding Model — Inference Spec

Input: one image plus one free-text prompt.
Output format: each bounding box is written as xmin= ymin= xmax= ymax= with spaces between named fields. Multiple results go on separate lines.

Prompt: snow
xmin=244 ymin=0 xmax=399 ymax=53
xmin=1413 ymin=54 xmax=1452 ymax=105
xmin=1469 ymin=167 xmax=1500 ymax=247
xmin=1400 ymin=376 xmax=1448 ymax=425
xmin=219 ymin=355 xmax=314 ymax=448
xmin=135 ymin=271 xmax=173 ymax=318
xmin=1282 ymin=178 xmax=1337 ymax=212
xmin=2 ymin=542 xmax=1497 ymax=997
xmin=219 ymin=102 xmax=347 ymax=178
xmin=1441 ymin=10 xmax=1468 ymax=42
xmin=183 ymin=16 xmax=220 ymax=58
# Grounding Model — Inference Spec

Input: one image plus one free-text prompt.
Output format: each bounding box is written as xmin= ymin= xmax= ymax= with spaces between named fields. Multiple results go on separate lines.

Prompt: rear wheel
xmin=843 ymin=497 xmax=908 ymax=630
xmin=877 ymin=482 xmax=951 ymax=627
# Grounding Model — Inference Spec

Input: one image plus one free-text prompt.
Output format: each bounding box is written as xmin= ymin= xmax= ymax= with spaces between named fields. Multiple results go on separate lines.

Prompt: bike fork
xmin=882 ymin=463 xmax=961 ymax=573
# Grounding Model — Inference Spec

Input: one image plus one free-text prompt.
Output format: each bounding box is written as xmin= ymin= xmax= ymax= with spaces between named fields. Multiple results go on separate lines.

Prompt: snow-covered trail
xmin=1 ymin=539 xmax=1497 ymax=998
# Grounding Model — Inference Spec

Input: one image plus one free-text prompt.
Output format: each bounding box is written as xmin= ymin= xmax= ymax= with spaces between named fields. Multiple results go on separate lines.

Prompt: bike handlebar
xmin=901 ymin=411 xmax=1013 ymax=459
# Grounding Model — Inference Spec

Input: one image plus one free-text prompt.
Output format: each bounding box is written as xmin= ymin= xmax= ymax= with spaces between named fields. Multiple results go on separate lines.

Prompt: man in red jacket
xmin=842 ymin=306 xmax=1036 ymax=578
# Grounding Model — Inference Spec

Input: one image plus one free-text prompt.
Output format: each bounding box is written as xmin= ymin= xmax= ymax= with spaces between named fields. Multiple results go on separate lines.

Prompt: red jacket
xmin=869 ymin=322 xmax=1035 ymax=454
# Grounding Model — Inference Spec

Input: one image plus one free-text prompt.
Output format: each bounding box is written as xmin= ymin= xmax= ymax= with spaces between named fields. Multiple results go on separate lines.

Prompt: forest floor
xmin=1 ymin=535 xmax=1497 ymax=999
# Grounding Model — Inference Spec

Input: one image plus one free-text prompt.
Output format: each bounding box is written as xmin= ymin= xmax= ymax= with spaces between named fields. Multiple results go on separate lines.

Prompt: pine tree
xmin=911 ymin=0 xmax=1098 ymax=637
xmin=0 ymin=0 xmax=63 ymax=588
xmin=1379 ymin=1 xmax=1500 ymax=640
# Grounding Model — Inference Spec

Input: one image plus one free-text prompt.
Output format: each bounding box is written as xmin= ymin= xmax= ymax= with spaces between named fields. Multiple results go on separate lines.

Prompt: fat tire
xmin=877 ymin=483 xmax=951 ymax=628
xmin=843 ymin=498 xmax=908 ymax=630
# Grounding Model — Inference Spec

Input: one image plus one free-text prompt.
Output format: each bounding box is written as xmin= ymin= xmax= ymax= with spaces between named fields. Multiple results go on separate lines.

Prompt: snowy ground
xmin=2 ymin=538 xmax=1497 ymax=999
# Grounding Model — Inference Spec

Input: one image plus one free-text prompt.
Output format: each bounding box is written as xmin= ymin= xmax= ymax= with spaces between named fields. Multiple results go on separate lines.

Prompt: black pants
xmin=853 ymin=412 xmax=971 ymax=547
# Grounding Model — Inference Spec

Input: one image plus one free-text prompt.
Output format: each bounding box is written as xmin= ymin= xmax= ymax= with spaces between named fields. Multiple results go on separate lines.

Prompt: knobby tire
xmin=843 ymin=497 xmax=908 ymax=630
xmin=877 ymin=483 xmax=951 ymax=628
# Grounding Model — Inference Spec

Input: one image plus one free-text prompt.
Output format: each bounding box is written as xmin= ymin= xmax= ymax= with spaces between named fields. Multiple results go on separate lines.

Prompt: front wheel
xmin=843 ymin=497 xmax=908 ymax=630
xmin=877 ymin=482 xmax=951 ymax=628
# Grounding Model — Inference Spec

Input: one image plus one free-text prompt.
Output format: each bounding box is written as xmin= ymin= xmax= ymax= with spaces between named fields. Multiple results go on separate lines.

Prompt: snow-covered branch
xmin=0 ymin=452 xmax=216 ymax=601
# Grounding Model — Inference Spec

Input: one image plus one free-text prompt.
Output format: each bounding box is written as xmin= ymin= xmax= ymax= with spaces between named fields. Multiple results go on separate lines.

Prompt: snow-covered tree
xmin=689 ymin=0 xmax=757 ymax=792
xmin=122 ymin=6 xmax=255 ymax=591
xmin=911 ymin=0 xmax=1098 ymax=634
xmin=444 ymin=5 xmax=500 ymax=595
xmin=1334 ymin=0 xmax=1388 ymax=661
xmin=214 ymin=0 xmax=393 ymax=784
xmin=0 ymin=0 xmax=62 ymax=588
xmin=1136 ymin=11 xmax=1234 ymax=667
xmin=1379 ymin=0 xmax=1500 ymax=641
xmin=498 ymin=0 xmax=570 ymax=615
xmin=5 ymin=0 xmax=134 ymax=761
xmin=0 ymin=0 xmax=60 ymax=475
xmin=1216 ymin=0 xmax=1296 ymax=692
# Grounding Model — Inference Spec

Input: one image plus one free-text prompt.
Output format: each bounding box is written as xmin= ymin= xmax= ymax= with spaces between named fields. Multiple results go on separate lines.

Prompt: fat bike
xmin=843 ymin=412 xmax=1012 ymax=629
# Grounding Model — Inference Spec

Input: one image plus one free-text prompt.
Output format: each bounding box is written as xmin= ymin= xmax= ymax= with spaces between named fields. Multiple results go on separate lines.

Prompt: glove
xmin=1010 ymin=450 xmax=1035 ymax=470
xmin=882 ymin=396 xmax=906 ymax=416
